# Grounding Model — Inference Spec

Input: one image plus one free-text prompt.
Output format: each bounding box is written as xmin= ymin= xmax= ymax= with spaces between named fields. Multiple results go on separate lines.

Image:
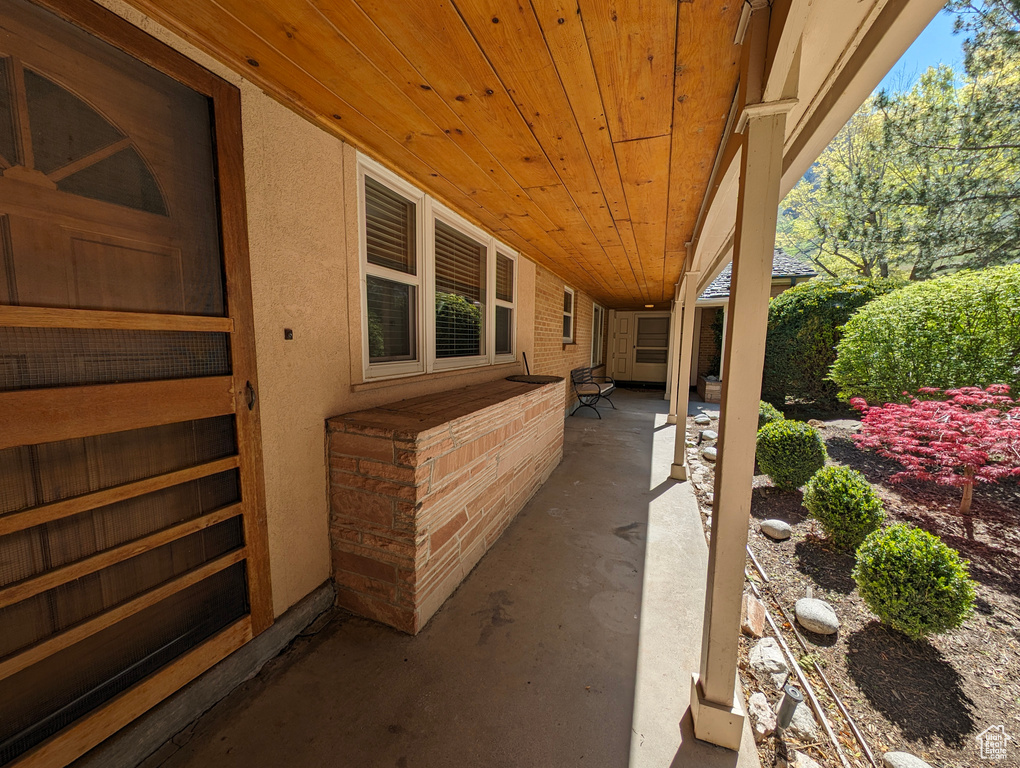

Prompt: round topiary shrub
xmin=758 ymin=400 xmax=784 ymax=431
xmin=762 ymin=276 xmax=902 ymax=408
xmin=756 ymin=420 xmax=828 ymax=490
xmin=803 ymin=465 xmax=884 ymax=551
xmin=831 ymin=264 xmax=1020 ymax=403
xmin=853 ymin=524 xmax=976 ymax=640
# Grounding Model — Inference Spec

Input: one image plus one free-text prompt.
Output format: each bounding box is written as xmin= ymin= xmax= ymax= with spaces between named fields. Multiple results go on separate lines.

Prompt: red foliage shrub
xmin=851 ymin=386 xmax=1020 ymax=535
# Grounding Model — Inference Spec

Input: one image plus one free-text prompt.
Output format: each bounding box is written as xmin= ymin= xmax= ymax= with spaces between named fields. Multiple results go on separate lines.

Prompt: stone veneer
xmin=326 ymin=378 xmax=564 ymax=634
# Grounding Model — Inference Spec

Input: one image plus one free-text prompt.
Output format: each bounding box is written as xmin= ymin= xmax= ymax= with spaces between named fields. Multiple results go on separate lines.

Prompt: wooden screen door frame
xmin=0 ymin=1 xmax=272 ymax=765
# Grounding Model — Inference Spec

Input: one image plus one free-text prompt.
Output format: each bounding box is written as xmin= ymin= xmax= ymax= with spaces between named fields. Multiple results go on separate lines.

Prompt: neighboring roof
xmin=698 ymin=250 xmax=816 ymax=302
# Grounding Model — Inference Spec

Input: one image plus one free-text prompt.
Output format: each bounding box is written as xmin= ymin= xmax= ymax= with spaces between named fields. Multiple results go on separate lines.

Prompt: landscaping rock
xmin=795 ymin=598 xmax=840 ymax=635
xmin=702 ymin=446 xmax=717 ymax=462
xmin=741 ymin=592 xmax=766 ymax=638
xmin=747 ymin=691 xmax=775 ymax=743
xmin=782 ymin=701 xmax=819 ymax=741
xmin=701 ymin=429 xmax=718 ymax=441
xmin=883 ymin=753 xmax=933 ymax=768
xmin=749 ymin=637 xmax=788 ymax=689
xmin=704 ymin=493 xmax=714 ymax=507
xmin=778 ymin=751 xmax=823 ymax=768
xmin=760 ymin=519 xmax=792 ymax=541
xmin=807 ymin=419 xmax=826 ymax=429
xmin=694 ymin=414 xmax=711 ymax=425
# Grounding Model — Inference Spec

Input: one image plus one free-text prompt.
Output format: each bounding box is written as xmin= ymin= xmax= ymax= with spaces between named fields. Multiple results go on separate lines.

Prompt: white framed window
xmin=591 ymin=303 xmax=605 ymax=366
xmin=563 ymin=286 xmax=575 ymax=343
xmin=358 ymin=154 xmax=517 ymax=380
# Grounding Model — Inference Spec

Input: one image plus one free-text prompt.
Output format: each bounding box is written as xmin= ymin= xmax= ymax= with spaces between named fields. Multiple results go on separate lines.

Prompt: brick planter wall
xmin=326 ymin=379 xmax=564 ymax=634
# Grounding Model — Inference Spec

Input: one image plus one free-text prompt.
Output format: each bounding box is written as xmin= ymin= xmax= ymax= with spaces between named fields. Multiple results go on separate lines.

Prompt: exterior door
xmin=609 ymin=310 xmax=633 ymax=380
xmin=632 ymin=313 xmax=671 ymax=382
xmin=0 ymin=1 xmax=270 ymax=766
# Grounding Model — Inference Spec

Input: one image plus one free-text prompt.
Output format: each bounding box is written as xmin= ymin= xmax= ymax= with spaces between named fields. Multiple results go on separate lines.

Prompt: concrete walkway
xmin=143 ymin=389 xmax=757 ymax=768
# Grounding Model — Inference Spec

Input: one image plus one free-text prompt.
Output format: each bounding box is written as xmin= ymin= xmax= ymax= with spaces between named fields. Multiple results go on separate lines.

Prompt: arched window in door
xmin=0 ymin=57 xmax=168 ymax=216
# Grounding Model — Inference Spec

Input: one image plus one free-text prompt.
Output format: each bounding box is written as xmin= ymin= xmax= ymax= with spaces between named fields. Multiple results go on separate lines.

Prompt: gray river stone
xmin=883 ymin=753 xmax=933 ymax=768
xmin=760 ymin=519 xmax=792 ymax=540
xmin=795 ymin=597 xmax=840 ymax=635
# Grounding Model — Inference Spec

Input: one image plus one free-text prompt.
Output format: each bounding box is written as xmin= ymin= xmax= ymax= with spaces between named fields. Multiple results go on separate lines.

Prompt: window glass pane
xmin=563 ymin=316 xmax=572 ymax=340
xmin=495 ymin=306 xmax=512 ymax=355
xmin=57 ymin=146 xmax=168 ymax=216
xmin=563 ymin=289 xmax=573 ymax=314
xmin=0 ymin=59 xmax=20 ymax=165
xmin=365 ymin=177 xmax=415 ymax=275
xmin=367 ymin=275 xmax=416 ymax=362
xmin=435 ymin=221 xmax=485 ymax=359
xmin=636 ymin=316 xmax=669 ymax=347
xmin=496 ymin=253 xmax=513 ymax=302
xmin=24 ymin=69 xmax=125 ymax=175
xmin=591 ymin=306 xmax=603 ymax=364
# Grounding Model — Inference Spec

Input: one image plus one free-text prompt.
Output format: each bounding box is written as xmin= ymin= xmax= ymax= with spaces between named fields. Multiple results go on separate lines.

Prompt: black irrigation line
xmin=745 ymin=546 xmax=880 ymax=768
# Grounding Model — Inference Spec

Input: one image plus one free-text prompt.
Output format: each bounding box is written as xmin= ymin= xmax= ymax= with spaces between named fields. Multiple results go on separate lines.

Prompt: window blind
xmin=435 ymin=221 xmax=485 ymax=358
xmin=365 ymin=177 xmax=415 ymax=275
xmin=496 ymin=253 xmax=513 ymax=302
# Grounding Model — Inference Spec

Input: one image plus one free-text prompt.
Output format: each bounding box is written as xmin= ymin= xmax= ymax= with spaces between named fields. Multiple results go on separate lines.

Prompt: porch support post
xmin=670 ymin=271 xmax=700 ymax=480
xmin=690 ymin=85 xmax=793 ymax=758
xmin=666 ymin=295 xmax=682 ymax=422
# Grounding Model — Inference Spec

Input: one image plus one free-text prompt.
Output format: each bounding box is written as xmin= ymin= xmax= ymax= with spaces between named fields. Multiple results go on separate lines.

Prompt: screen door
xmin=0 ymin=1 xmax=270 ymax=765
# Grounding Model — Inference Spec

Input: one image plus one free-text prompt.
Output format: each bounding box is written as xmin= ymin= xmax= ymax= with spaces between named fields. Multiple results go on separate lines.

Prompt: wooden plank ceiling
xmin=124 ymin=0 xmax=743 ymax=309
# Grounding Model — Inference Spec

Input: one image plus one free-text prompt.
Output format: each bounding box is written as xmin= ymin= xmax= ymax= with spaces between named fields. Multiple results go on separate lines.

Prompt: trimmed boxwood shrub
xmin=758 ymin=400 xmax=784 ymax=430
xmin=756 ymin=420 xmax=827 ymax=490
xmin=832 ymin=264 xmax=1020 ymax=403
xmin=803 ymin=465 xmax=884 ymax=551
xmin=853 ymin=524 xmax=975 ymax=640
xmin=762 ymin=277 xmax=902 ymax=408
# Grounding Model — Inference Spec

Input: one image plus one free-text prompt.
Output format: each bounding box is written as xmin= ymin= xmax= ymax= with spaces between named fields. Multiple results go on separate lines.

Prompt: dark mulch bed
xmin=744 ymin=422 xmax=1020 ymax=767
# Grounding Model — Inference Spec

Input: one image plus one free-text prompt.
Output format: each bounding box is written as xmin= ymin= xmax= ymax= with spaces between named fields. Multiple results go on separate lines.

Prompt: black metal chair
xmin=570 ymin=367 xmax=616 ymax=418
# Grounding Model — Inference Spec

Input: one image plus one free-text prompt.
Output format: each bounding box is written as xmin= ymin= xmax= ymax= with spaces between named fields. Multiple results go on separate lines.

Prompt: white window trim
xmin=563 ymin=286 xmax=575 ymax=343
xmin=358 ymin=156 xmax=426 ymax=380
xmin=358 ymin=153 xmax=517 ymax=381
xmin=591 ymin=303 xmax=604 ymax=367
xmin=494 ymin=250 xmax=517 ymax=364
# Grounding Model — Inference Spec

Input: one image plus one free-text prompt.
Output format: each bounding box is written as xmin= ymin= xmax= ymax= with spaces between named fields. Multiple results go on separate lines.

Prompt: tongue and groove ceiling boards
xmin=121 ymin=0 xmax=743 ymax=309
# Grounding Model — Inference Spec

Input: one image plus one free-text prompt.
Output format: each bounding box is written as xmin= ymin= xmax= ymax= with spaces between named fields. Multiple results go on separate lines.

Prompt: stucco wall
xmin=92 ymin=0 xmax=543 ymax=619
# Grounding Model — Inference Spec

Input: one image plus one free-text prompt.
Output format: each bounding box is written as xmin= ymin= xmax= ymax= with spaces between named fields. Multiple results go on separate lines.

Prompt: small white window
xmin=591 ymin=304 xmax=605 ymax=366
xmin=563 ymin=286 xmax=575 ymax=343
xmin=495 ymin=252 xmax=515 ymax=358
xmin=359 ymin=165 xmax=425 ymax=378
xmin=358 ymin=153 xmax=516 ymax=380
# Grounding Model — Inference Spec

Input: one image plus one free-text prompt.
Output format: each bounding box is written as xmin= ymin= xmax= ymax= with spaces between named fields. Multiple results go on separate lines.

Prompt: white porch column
xmin=669 ymin=271 xmax=700 ymax=480
xmin=666 ymin=297 xmax=682 ymax=421
xmin=689 ymin=98 xmax=793 ymax=757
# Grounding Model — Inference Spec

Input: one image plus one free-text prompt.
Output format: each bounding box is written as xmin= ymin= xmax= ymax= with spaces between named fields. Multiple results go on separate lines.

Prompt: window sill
xmin=352 ymin=361 xmax=522 ymax=393
xmin=562 ymin=341 xmax=576 ymax=350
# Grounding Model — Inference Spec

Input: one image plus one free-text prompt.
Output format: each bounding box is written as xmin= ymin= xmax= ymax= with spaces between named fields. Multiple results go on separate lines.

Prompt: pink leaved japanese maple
xmin=851 ymin=385 xmax=1020 ymax=538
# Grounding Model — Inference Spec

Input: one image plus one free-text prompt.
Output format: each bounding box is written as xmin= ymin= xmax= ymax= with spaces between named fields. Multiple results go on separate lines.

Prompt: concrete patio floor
xmin=140 ymin=389 xmax=758 ymax=768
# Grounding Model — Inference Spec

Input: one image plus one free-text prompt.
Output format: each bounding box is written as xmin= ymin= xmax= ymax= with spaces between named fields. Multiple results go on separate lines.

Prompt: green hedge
xmin=762 ymin=277 xmax=902 ymax=408
xmin=756 ymin=420 xmax=827 ymax=490
xmin=758 ymin=400 xmax=784 ymax=430
xmin=853 ymin=524 xmax=975 ymax=639
xmin=831 ymin=265 xmax=1020 ymax=403
xmin=803 ymin=465 xmax=884 ymax=551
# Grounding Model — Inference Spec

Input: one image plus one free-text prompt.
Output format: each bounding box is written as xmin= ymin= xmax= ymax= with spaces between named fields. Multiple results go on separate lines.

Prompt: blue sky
xmin=876 ymin=7 xmax=966 ymax=93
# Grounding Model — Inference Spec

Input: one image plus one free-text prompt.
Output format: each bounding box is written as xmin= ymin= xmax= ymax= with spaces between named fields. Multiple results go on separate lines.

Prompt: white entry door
xmin=610 ymin=310 xmax=633 ymax=380
xmin=632 ymin=313 xmax=672 ymax=382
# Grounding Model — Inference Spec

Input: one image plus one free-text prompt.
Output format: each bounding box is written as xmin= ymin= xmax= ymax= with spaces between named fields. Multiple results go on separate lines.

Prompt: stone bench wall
xmin=326 ymin=379 xmax=564 ymax=634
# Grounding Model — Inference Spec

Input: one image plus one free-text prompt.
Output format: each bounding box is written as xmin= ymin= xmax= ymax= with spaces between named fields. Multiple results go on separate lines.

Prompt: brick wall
xmin=697 ymin=307 xmax=721 ymax=378
xmin=531 ymin=264 xmax=605 ymax=412
xmin=326 ymin=379 xmax=563 ymax=634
